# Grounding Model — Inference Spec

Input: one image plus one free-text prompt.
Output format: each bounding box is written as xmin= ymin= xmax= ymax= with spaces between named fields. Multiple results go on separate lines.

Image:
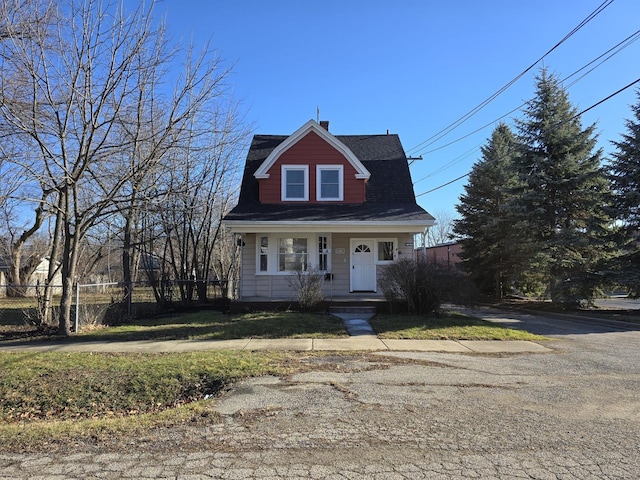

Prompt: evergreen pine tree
xmin=454 ymin=123 xmax=521 ymax=298
xmin=512 ymin=69 xmax=614 ymax=306
xmin=609 ymin=90 xmax=640 ymax=295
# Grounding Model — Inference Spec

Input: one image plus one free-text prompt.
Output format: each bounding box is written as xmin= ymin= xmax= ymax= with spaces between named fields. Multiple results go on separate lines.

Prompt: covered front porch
xmin=234 ymin=231 xmax=419 ymax=300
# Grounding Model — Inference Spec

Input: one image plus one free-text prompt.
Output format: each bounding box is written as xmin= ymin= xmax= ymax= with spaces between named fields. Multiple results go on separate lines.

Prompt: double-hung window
xmin=316 ymin=165 xmax=343 ymax=201
xmin=282 ymin=165 xmax=308 ymax=201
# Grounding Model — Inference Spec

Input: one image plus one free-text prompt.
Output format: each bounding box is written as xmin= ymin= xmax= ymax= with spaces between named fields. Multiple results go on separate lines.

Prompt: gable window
xmin=278 ymin=238 xmax=308 ymax=271
xmin=316 ymin=165 xmax=343 ymax=201
xmin=282 ymin=165 xmax=308 ymax=201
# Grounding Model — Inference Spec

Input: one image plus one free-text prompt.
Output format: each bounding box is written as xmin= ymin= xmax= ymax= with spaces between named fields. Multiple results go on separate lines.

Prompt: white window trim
xmin=316 ymin=165 xmax=344 ymax=201
xmin=281 ymin=165 xmax=309 ymax=201
xmin=375 ymin=238 xmax=398 ymax=265
xmin=255 ymin=233 xmax=331 ymax=275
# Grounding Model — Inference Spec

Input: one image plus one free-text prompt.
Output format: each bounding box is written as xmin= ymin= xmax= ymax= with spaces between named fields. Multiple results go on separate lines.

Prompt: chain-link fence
xmin=73 ymin=279 xmax=229 ymax=330
xmin=1 ymin=279 xmax=229 ymax=331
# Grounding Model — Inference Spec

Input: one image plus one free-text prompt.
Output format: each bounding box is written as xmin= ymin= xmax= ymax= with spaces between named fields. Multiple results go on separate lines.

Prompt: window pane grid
xmin=317 ymin=166 xmax=342 ymax=200
xmin=318 ymin=236 xmax=328 ymax=271
xmin=283 ymin=166 xmax=308 ymax=201
xmin=320 ymin=170 xmax=339 ymax=199
xmin=286 ymin=170 xmax=305 ymax=198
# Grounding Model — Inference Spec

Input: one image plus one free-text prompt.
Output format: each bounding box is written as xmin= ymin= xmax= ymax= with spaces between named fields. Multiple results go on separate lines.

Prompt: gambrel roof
xmin=224 ymin=124 xmax=434 ymax=229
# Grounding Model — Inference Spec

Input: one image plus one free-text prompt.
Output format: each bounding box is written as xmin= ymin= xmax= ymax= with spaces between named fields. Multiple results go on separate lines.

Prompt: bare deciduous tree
xmin=142 ymin=100 xmax=248 ymax=304
xmin=0 ymin=0 xmax=245 ymax=334
xmin=0 ymin=0 xmax=56 ymax=298
xmin=420 ymin=209 xmax=456 ymax=248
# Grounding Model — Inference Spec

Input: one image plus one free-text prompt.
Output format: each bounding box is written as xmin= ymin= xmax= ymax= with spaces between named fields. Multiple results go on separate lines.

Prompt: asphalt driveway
xmin=2 ymin=307 xmax=639 ymax=479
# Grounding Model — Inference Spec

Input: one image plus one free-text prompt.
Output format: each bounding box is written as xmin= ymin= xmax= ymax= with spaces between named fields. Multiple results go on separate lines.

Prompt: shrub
xmin=380 ymin=258 xmax=474 ymax=314
xmin=288 ymin=266 xmax=325 ymax=311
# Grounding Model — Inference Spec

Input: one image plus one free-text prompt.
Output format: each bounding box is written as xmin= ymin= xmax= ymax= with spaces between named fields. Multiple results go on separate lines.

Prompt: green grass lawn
xmin=0 ymin=349 xmax=304 ymax=449
xmin=0 ymin=307 xmax=549 ymax=448
xmin=1 ymin=305 xmax=548 ymax=342
xmin=371 ymin=311 xmax=548 ymax=341
xmin=76 ymin=310 xmax=350 ymax=341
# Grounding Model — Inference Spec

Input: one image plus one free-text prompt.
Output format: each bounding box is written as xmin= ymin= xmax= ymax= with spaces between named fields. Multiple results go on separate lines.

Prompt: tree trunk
xmin=8 ymin=244 xmax=25 ymax=297
xmin=42 ymin=201 xmax=64 ymax=326
xmin=58 ymin=185 xmax=78 ymax=337
xmin=122 ymin=203 xmax=135 ymax=318
xmin=58 ymin=227 xmax=81 ymax=336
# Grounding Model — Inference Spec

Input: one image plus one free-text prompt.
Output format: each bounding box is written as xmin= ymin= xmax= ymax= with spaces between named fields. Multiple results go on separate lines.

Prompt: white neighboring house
xmin=0 ymin=257 xmax=62 ymax=297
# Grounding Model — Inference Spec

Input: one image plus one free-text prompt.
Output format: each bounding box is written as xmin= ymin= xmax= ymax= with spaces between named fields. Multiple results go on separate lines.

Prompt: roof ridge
xmin=252 ymin=133 xmax=396 ymax=138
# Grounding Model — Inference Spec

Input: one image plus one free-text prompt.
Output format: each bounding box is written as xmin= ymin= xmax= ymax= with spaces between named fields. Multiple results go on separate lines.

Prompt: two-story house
xmin=222 ymin=119 xmax=434 ymax=302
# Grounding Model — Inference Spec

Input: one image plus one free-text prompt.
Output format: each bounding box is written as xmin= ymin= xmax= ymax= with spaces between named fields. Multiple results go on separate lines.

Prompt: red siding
xmin=258 ymin=131 xmax=366 ymax=204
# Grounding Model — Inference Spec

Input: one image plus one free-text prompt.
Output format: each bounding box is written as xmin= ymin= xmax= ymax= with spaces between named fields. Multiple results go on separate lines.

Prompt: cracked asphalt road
xmin=2 ymin=308 xmax=639 ymax=479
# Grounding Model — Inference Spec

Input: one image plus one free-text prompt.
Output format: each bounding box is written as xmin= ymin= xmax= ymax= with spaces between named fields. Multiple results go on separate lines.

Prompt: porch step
xmin=329 ymin=306 xmax=377 ymax=315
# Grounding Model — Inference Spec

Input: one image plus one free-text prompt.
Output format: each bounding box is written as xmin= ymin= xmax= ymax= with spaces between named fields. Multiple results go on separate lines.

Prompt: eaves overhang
xmin=222 ymin=219 xmax=434 ymax=234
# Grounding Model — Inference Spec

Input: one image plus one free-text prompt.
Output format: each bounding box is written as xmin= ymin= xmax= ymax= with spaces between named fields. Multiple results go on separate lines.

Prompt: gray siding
xmin=240 ymin=234 xmax=257 ymax=298
xmin=239 ymin=232 xmax=417 ymax=300
xmin=328 ymin=233 xmax=351 ymax=295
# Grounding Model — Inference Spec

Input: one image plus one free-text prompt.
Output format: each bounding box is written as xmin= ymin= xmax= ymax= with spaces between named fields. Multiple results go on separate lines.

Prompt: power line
xmin=569 ymin=76 xmax=640 ymax=121
xmin=414 ymin=77 xmax=640 ymax=198
xmin=412 ymin=27 xmax=640 ymax=161
xmin=412 ymin=145 xmax=478 ymax=185
xmin=563 ymin=28 xmax=640 ymax=89
xmin=416 ymin=173 xmax=469 ymax=198
xmin=406 ymin=0 xmax=615 ymax=157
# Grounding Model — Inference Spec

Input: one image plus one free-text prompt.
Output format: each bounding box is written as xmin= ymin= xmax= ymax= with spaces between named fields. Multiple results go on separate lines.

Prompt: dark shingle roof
xmin=225 ymin=133 xmax=433 ymax=224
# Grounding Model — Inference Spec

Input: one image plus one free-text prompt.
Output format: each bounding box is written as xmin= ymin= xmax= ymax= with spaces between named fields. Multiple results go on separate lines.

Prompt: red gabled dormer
xmin=253 ymin=120 xmax=371 ymax=204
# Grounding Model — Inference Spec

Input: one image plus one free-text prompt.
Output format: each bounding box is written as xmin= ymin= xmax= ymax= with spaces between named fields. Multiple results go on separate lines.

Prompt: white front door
xmin=350 ymin=239 xmax=376 ymax=292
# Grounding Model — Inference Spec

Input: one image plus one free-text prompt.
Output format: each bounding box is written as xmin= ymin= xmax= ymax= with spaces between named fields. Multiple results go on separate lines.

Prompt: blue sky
xmin=153 ymin=0 xmax=639 ymax=218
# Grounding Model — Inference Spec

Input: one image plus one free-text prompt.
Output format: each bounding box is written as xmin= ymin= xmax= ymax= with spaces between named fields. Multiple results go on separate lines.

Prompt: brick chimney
xmin=319 ymin=120 xmax=329 ymax=131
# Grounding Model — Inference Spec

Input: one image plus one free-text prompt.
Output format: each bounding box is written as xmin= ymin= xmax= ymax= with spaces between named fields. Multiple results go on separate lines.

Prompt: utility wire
xmin=414 ymin=76 xmax=640 ymax=197
xmin=406 ymin=0 xmax=615 ymax=157
xmin=410 ymin=27 xmax=640 ymax=170
xmin=568 ymin=76 xmax=640 ymax=121
xmin=416 ymin=173 xmax=469 ymax=198
xmin=412 ymin=145 xmax=479 ymax=185
xmin=564 ymin=28 xmax=640 ymax=89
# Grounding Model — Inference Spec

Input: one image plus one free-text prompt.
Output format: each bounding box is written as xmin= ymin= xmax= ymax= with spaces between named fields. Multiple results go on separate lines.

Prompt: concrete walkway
xmin=331 ymin=312 xmax=377 ymax=335
xmin=0 ymin=337 xmax=553 ymax=354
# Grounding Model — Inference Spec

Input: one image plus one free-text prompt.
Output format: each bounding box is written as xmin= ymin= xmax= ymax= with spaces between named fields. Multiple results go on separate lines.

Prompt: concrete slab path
xmin=330 ymin=312 xmax=376 ymax=335
xmin=0 ymin=337 xmax=553 ymax=354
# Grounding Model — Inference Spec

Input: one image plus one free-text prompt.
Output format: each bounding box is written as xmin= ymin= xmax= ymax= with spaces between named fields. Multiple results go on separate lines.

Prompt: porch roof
xmin=224 ymin=203 xmax=432 ymax=233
